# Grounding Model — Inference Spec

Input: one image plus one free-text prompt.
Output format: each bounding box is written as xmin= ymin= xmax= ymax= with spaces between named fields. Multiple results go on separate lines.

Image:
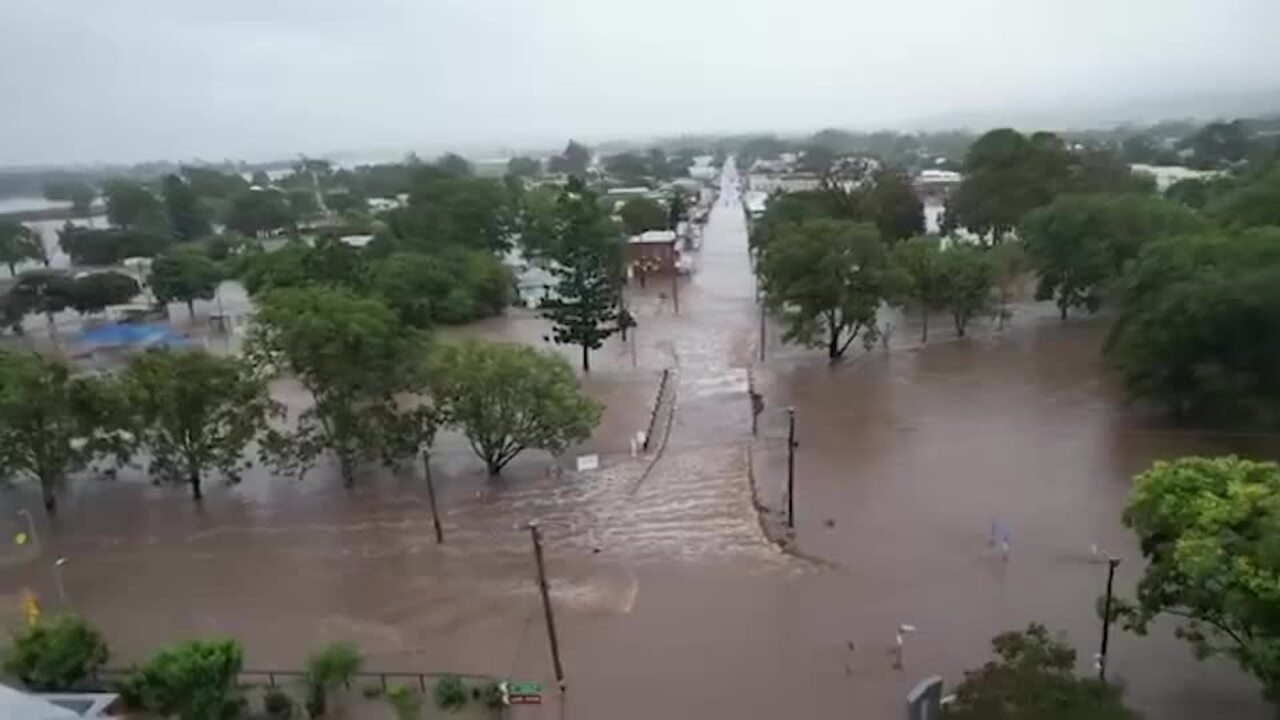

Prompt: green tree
xmin=43 ymin=181 xmax=95 ymax=217
xmin=1117 ymin=456 xmax=1280 ymax=706
xmin=304 ymin=642 xmax=362 ymax=717
xmin=247 ymin=287 xmax=421 ymax=487
xmin=324 ymin=191 xmax=365 ymax=216
xmin=384 ymin=171 xmax=513 ymax=253
xmin=58 ymin=225 xmax=172 ymax=265
xmin=150 ymin=251 xmax=223 ymax=319
xmin=431 ymin=339 xmax=602 ymax=475
xmin=1206 ymin=166 xmax=1280 ymax=229
xmin=2 ymin=615 xmax=110 ymax=691
xmin=225 ymin=188 xmax=295 ymax=237
xmin=251 ymin=169 xmax=272 ymax=187
xmin=367 ymin=250 xmax=508 ymax=328
xmin=936 ymin=244 xmax=993 ymax=337
xmin=184 ymin=166 xmax=251 ymax=199
xmin=68 ymin=272 xmax=139 ymax=315
xmin=123 ymin=349 xmax=277 ymax=502
xmin=1105 ymin=228 xmax=1280 ymax=420
xmin=0 ymin=351 xmax=129 ymax=512
xmin=758 ymin=219 xmax=891 ymax=360
xmin=437 ymin=152 xmax=473 ymax=176
xmin=9 ymin=271 xmax=75 ymax=330
xmin=287 ymin=189 xmax=321 ymax=223
xmin=1021 ymin=194 xmax=1206 ymax=320
xmin=891 ymin=236 xmax=945 ymax=343
xmin=102 ymin=179 xmax=162 ymax=230
xmin=0 ymin=221 xmax=46 ymax=275
xmin=869 ymin=169 xmax=924 ymax=243
xmin=603 ymin=153 xmax=652 ymax=185
xmin=161 ymin=174 xmax=211 ymax=241
xmin=618 ymin=197 xmax=667 ymax=236
xmin=945 ymin=624 xmax=1137 ymax=720
xmin=540 ymin=182 xmax=622 ymax=372
xmin=549 ymin=140 xmax=591 ymax=177
xmin=126 ymin=638 xmax=244 ymax=720
xmin=507 ymin=156 xmax=541 ymax=178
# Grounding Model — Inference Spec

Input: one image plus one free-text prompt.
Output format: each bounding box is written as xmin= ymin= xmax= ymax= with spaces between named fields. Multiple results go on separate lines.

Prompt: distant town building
xmin=625 ymin=230 xmax=680 ymax=278
xmin=745 ymin=172 xmax=823 ymax=194
xmin=1129 ymin=164 xmax=1225 ymax=192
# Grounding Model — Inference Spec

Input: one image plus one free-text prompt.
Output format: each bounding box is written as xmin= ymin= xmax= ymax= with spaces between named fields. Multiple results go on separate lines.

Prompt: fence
xmin=89 ymin=667 xmax=501 ymax=693
xmin=642 ymin=368 xmax=672 ymax=452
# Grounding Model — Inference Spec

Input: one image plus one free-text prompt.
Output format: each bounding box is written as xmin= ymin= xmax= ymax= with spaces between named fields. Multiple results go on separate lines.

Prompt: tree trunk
xmin=954 ymin=312 xmax=966 ymax=337
xmin=189 ymin=468 xmax=203 ymax=502
xmin=339 ymin=455 xmax=355 ymax=488
xmin=41 ymin=476 xmax=57 ymax=514
xmin=486 ymin=458 xmax=502 ymax=476
xmin=423 ymin=451 xmax=443 ymax=544
xmin=1059 ymin=301 xmax=1069 ymax=321
xmin=186 ymin=299 xmax=196 ymax=320
xmin=827 ymin=316 xmax=841 ymax=359
xmin=581 ymin=344 xmax=590 ymax=373
xmin=920 ymin=307 xmax=929 ymax=344
xmin=6 ymin=261 xmax=14 ymax=276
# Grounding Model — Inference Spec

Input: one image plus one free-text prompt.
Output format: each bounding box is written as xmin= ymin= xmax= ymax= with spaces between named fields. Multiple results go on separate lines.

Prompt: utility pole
xmin=786 ymin=407 xmax=796 ymax=529
xmin=528 ymin=522 xmax=566 ymax=691
xmin=423 ymin=452 xmax=443 ymax=544
xmin=1098 ymin=556 xmax=1121 ymax=682
xmin=758 ymin=300 xmax=766 ymax=362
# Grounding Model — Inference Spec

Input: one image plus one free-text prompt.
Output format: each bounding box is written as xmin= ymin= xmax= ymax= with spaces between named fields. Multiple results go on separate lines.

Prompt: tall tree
xmin=990 ymin=241 xmax=1028 ymax=328
xmin=58 ymin=225 xmax=171 ymax=265
xmin=936 ymin=243 xmax=993 ymax=337
xmin=507 ymin=156 xmax=541 ymax=178
xmin=1021 ymin=193 xmax=1207 ymax=320
xmin=0 ymin=221 xmax=46 ymax=275
xmin=618 ymin=197 xmax=667 ymax=236
xmin=946 ymin=624 xmax=1137 ymax=720
xmin=549 ymin=140 xmax=591 ymax=177
xmin=540 ymin=181 xmax=622 ymax=372
xmin=431 ymin=339 xmax=602 ymax=475
xmin=149 ymin=251 xmax=224 ymax=319
xmin=0 ymin=351 xmax=130 ymax=512
xmin=161 ymin=174 xmax=211 ymax=241
xmin=891 ymin=236 xmax=945 ymax=343
xmin=123 ymin=349 xmax=278 ymax=502
xmin=758 ymin=220 xmax=891 ymax=360
xmin=1105 ymin=228 xmax=1280 ymax=420
xmin=1117 ymin=456 xmax=1280 ymax=707
xmin=437 ymin=152 xmax=473 ymax=176
xmin=224 ymin=188 xmax=295 ymax=237
xmin=247 ymin=287 xmax=421 ymax=487
xmin=43 ymin=181 xmax=95 ymax=217
xmin=68 ymin=272 xmax=139 ymax=315
xmin=102 ymin=179 xmax=162 ymax=230
xmin=869 ymin=169 xmax=924 ymax=243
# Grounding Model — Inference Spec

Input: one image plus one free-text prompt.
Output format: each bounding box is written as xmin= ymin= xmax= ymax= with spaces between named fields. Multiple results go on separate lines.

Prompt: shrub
xmin=304 ymin=641 xmax=361 ymax=717
xmin=434 ymin=675 xmax=468 ymax=710
xmin=2 ymin=615 xmax=109 ymax=690
xmin=481 ymin=681 xmax=506 ymax=710
xmin=385 ymin=684 xmax=422 ymax=720
xmin=126 ymin=638 xmax=244 ymax=720
xmin=262 ymin=688 xmax=294 ymax=719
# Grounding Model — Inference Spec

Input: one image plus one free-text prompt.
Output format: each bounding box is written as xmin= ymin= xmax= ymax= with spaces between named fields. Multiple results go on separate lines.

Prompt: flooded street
xmin=0 ymin=162 xmax=1274 ymax=719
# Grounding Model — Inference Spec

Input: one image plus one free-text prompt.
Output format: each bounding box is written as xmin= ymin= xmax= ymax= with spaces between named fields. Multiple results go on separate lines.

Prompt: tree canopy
xmin=224 ymin=188 xmax=295 ymax=237
xmin=2 ymin=614 xmax=110 ymax=691
xmin=102 ymin=179 xmax=163 ymax=230
xmin=161 ymin=174 xmax=210 ymax=241
xmin=0 ymin=350 xmax=130 ymax=512
xmin=946 ymin=624 xmax=1137 ymax=720
xmin=891 ymin=236 xmax=945 ymax=343
xmin=1118 ymin=456 xmax=1280 ymax=706
xmin=618 ymin=196 xmax=668 ymax=236
xmin=0 ymin=220 xmax=46 ymax=275
xmin=540 ymin=181 xmax=622 ymax=371
xmin=150 ymin=251 xmax=224 ymax=317
xmin=123 ymin=349 xmax=278 ymax=502
xmin=58 ymin=225 xmax=172 ymax=265
xmin=548 ymin=140 xmax=591 ymax=177
xmin=68 ymin=271 xmax=139 ymax=315
xmin=124 ymin=638 xmax=245 ymax=720
xmin=431 ymin=339 xmax=602 ymax=475
xmin=758 ymin=219 xmax=890 ymax=359
xmin=248 ymin=286 xmax=422 ymax=486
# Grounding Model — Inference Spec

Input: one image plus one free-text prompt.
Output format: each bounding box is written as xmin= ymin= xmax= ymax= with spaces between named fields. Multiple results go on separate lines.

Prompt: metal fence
xmin=89 ymin=667 xmax=501 ymax=693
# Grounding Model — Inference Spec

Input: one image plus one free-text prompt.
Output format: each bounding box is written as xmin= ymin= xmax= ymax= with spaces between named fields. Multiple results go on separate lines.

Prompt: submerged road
xmin=0 ymin=160 xmax=1273 ymax=719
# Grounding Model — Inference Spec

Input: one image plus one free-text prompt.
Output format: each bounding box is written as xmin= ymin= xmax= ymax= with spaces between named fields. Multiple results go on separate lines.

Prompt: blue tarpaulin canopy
xmin=75 ymin=323 xmax=188 ymax=349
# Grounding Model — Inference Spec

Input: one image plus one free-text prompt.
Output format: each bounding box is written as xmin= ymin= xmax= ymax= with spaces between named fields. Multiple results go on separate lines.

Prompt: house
xmin=502 ymin=248 xmax=558 ymax=308
xmin=624 ymin=230 xmax=680 ymax=279
xmin=743 ymin=191 xmax=769 ymax=220
xmin=745 ymin=172 xmax=823 ymax=194
xmin=913 ymin=169 xmax=963 ymax=203
xmin=1129 ymin=164 xmax=1224 ymax=192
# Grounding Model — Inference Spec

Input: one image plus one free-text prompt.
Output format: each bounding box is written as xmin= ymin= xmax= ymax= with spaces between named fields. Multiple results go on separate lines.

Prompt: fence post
xmin=418 ymin=674 xmax=426 ymax=692
xmin=268 ymin=672 xmax=276 ymax=688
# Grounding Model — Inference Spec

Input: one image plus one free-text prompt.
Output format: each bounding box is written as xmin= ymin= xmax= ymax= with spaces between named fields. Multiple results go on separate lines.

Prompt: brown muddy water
xmin=0 ymin=163 xmax=1274 ymax=719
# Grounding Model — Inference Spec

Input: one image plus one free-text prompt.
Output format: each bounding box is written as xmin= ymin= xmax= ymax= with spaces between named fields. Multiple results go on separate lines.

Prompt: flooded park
xmin=1 ymin=163 xmax=1274 ymax=719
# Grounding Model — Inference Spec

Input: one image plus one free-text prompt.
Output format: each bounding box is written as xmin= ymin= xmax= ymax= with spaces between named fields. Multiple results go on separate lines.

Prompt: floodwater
xmin=0 ymin=161 xmax=1274 ymax=719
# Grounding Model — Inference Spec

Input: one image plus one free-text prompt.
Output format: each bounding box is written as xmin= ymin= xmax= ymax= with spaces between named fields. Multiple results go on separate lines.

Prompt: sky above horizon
xmin=2 ymin=0 xmax=1280 ymax=167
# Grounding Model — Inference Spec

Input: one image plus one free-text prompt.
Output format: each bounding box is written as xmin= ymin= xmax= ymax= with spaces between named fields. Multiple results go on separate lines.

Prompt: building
xmin=745 ymin=172 xmax=823 ymax=194
xmin=913 ymin=169 xmax=963 ymax=203
xmin=502 ymin=248 xmax=558 ymax=308
xmin=0 ymin=683 xmax=121 ymax=719
xmin=743 ymin=191 xmax=769 ymax=221
xmin=1129 ymin=164 xmax=1224 ymax=192
xmin=624 ymin=230 xmax=680 ymax=279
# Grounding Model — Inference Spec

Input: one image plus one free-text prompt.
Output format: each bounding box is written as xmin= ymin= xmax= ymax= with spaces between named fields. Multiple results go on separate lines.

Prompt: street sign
xmin=508 ymin=681 xmax=543 ymax=704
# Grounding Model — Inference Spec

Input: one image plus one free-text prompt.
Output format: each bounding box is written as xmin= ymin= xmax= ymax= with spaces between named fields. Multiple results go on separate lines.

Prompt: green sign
xmin=508 ymin=681 xmax=542 ymax=695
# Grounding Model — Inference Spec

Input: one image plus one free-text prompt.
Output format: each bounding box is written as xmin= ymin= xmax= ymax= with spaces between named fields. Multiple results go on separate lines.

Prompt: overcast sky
xmin=3 ymin=0 xmax=1279 ymax=166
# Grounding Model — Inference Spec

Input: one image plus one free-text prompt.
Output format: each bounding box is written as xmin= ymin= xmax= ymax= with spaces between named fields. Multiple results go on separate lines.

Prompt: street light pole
xmin=758 ymin=300 xmax=766 ymax=363
xmin=53 ymin=557 xmax=68 ymax=608
xmin=1098 ymin=556 xmax=1121 ymax=682
xmin=786 ymin=407 xmax=796 ymax=530
xmin=528 ymin=522 xmax=566 ymax=691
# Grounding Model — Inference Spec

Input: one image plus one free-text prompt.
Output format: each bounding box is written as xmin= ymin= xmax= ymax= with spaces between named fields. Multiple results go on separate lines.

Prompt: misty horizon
xmin=3 ymin=0 xmax=1279 ymax=168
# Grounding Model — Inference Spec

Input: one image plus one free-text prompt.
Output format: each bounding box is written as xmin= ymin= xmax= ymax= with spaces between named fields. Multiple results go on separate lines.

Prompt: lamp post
xmin=1098 ymin=556 xmax=1121 ymax=682
xmin=53 ymin=557 xmax=69 ymax=608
